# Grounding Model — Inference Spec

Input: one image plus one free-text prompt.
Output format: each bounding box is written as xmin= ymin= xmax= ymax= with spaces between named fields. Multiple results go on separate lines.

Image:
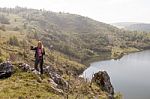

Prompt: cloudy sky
xmin=0 ymin=0 xmax=150 ymax=23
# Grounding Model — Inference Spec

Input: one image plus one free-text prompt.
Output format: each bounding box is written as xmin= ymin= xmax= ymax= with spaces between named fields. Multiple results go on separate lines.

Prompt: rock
xmin=18 ymin=63 xmax=41 ymax=75
xmin=18 ymin=64 xmax=68 ymax=90
xmin=44 ymin=66 xmax=68 ymax=89
xmin=0 ymin=61 xmax=13 ymax=78
xmin=52 ymin=73 xmax=68 ymax=89
xmin=50 ymin=85 xmax=64 ymax=95
xmin=32 ymin=70 xmax=40 ymax=75
xmin=18 ymin=63 xmax=31 ymax=72
xmin=43 ymin=65 xmax=55 ymax=75
xmin=91 ymin=71 xmax=114 ymax=99
xmin=48 ymin=78 xmax=64 ymax=95
xmin=48 ymin=78 xmax=58 ymax=87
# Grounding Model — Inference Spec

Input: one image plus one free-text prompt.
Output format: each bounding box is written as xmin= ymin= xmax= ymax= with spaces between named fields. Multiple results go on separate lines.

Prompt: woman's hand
xmin=30 ymin=46 xmax=33 ymax=49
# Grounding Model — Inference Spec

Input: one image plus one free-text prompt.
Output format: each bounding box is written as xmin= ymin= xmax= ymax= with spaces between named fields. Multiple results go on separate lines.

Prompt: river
xmin=83 ymin=50 xmax=150 ymax=99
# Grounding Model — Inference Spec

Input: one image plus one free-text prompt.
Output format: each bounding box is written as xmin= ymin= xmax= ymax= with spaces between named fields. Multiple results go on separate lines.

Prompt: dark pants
xmin=35 ymin=58 xmax=43 ymax=74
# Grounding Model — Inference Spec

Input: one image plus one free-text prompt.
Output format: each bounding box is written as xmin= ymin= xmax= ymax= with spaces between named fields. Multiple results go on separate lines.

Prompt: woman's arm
xmin=30 ymin=46 xmax=37 ymax=50
xmin=42 ymin=48 xmax=45 ymax=55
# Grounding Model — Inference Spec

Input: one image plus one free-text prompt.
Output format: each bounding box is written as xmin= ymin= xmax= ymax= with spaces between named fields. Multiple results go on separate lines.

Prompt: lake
xmin=83 ymin=50 xmax=150 ymax=99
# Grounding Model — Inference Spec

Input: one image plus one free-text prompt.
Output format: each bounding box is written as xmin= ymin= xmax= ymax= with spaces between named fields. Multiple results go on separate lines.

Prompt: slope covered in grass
xmin=0 ymin=7 xmax=150 ymax=63
xmin=0 ymin=65 xmax=122 ymax=99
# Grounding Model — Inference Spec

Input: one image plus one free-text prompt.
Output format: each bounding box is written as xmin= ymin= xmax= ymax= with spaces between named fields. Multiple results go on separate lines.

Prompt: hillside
xmin=1 ymin=62 xmax=122 ymax=99
xmin=112 ymin=22 xmax=150 ymax=32
xmin=0 ymin=6 xmax=149 ymax=99
xmin=1 ymin=7 xmax=150 ymax=63
xmin=126 ymin=23 xmax=150 ymax=32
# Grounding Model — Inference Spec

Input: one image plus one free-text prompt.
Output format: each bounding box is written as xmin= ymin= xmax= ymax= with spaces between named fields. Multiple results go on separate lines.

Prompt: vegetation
xmin=0 ymin=6 xmax=149 ymax=98
xmin=0 ymin=15 xmax=10 ymax=24
xmin=113 ymin=22 xmax=150 ymax=32
xmin=9 ymin=36 xmax=20 ymax=46
xmin=0 ymin=66 xmax=122 ymax=99
xmin=0 ymin=7 xmax=150 ymax=63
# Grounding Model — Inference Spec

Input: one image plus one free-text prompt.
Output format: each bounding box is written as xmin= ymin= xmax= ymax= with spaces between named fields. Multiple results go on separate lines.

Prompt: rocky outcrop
xmin=91 ymin=71 xmax=114 ymax=99
xmin=19 ymin=63 xmax=34 ymax=72
xmin=19 ymin=63 xmax=68 ymax=90
xmin=44 ymin=66 xmax=68 ymax=89
xmin=0 ymin=61 xmax=13 ymax=78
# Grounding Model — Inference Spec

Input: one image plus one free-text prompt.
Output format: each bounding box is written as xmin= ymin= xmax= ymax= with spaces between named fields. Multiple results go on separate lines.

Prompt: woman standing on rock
xmin=30 ymin=41 xmax=45 ymax=74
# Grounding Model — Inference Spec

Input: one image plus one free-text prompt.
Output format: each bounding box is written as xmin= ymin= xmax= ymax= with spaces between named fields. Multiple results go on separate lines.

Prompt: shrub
xmin=0 ymin=25 xmax=6 ymax=31
xmin=9 ymin=36 xmax=20 ymax=46
xmin=0 ymin=15 xmax=10 ymax=24
xmin=0 ymin=57 xmax=5 ymax=63
xmin=13 ymin=26 xmax=20 ymax=31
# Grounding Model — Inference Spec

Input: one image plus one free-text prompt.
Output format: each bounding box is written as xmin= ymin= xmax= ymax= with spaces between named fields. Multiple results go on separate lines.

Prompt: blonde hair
xmin=37 ymin=41 xmax=44 ymax=52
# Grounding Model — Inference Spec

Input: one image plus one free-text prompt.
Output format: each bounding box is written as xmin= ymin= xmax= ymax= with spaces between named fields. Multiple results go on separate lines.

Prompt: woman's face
xmin=38 ymin=42 xmax=42 ymax=48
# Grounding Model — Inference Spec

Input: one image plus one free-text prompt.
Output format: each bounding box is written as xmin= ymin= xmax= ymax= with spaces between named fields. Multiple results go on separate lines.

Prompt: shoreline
xmin=79 ymin=48 xmax=150 ymax=75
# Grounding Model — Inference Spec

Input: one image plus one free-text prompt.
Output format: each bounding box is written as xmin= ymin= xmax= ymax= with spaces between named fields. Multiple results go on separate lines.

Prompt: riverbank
xmin=83 ymin=50 xmax=150 ymax=99
xmin=82 ymin=47 xmax=141 ymax=67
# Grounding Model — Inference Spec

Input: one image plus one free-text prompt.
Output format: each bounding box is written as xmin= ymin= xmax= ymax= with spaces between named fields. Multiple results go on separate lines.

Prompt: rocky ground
xmin=0 ymin=61 xmax=122 ymax=99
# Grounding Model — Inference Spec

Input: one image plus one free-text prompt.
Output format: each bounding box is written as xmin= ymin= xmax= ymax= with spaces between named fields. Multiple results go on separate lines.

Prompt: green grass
xmin=0 ymin=67 xmax=123 ymax=99
xmin=111 ymin=47 xmax=140 ymax=59
xmin=0 ymin=70 xmax=60 ymax=99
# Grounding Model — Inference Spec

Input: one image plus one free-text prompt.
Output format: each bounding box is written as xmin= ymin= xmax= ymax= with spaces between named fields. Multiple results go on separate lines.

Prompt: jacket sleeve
xmin=30 ymin=46 xmax=37 ymax=50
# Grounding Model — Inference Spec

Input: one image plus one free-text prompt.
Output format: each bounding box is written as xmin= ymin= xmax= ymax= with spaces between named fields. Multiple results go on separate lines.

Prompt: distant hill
xmin=112 ymin=22 xmax=138 ymax=28
xmin=112 ymin=22 xmax=150 ymax=32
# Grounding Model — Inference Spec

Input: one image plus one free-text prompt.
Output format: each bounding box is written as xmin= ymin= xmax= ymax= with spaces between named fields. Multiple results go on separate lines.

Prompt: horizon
xmin=0 ymin=0 xmax=150 ymax=24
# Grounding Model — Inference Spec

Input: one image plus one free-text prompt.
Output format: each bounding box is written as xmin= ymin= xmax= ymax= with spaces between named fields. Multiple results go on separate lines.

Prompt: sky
xmin=0 ymin=0 xmax=150 ymax=23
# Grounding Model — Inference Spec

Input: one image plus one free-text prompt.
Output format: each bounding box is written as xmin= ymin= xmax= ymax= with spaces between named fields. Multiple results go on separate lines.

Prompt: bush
xmin=0 ymin=25 xmax=6 ymax=31
xmin=0 ymin=57 xmax=5 ymax=63
xmin=9 ymin=36 xmax=20 ymax=46
xmin=13 ymin=26 xmax=20 ymax=31
xmin=0 ymin=15 xmax=10 ymax=24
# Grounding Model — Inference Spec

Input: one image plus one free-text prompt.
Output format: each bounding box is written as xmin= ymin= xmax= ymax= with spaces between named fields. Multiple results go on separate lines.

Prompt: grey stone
xmin=0 ymin=61 xmax=13 ymax=78
xmin=91 ymin=71 xmax=114 ymax=99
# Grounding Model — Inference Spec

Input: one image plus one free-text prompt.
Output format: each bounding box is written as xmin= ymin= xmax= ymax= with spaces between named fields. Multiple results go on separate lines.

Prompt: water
xmin=83 ymin=50 xmax=150 ymax=99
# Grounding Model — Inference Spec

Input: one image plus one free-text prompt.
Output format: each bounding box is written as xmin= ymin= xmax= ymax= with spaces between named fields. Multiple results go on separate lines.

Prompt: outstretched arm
xmin=30 ymin=46 xmax=36 ymax=50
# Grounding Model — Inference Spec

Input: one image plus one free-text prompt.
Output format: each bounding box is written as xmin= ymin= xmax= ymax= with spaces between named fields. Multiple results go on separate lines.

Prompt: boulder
xmin=48 ymin=78 xmax=64 ymax=94
xmin=91 ymin=71 xmax=114 ymax=99
xmin=18 ymin=63 xmax=33 ymax=72
xmin=44 ymin=66 xmax=68 ymax=89
xmin=0 ymin=61 xmax=13 ymax=78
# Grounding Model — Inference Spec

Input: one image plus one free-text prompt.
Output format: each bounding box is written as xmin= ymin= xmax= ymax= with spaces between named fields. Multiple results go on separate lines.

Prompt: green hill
xmin=1 ymin=6 xmax=150 ymax=99
xmin=1 ymin=7 xmax=150 ymax=63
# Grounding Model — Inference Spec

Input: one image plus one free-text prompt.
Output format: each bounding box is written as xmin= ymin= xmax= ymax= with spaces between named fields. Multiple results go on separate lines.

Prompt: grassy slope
xmin=0 ymin=67 xmax=122 ymax=99
xmin=0 ymin=7 xmax=149 ymax=98
xmin=0 ymin=71 xmax=60 ymax=99
xmin=1 ymin=7 xmax=150 ymax=63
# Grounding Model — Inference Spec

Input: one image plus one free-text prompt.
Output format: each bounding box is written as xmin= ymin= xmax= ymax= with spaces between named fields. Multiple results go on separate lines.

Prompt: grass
xmin=0 ymin=69 xmax=60 ymax=99
xmin=0 ymin=10 xmax=125 ymax=99
xmin=0 ymin=67 xmax=123 ymax=99
xmin=111 ymin=47 xmax=140 ymax=59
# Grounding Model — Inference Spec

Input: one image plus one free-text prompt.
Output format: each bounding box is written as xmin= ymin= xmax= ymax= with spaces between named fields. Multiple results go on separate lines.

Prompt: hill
xmin=0 ymin=6 xmax=149 ymax=99
xmin=1 ymin=7 xmax=150 ymax=63
xmin=1 ymin=62 xmax=122 ymax=99
xmin=112 ymin=22 xmax=150 ymax=32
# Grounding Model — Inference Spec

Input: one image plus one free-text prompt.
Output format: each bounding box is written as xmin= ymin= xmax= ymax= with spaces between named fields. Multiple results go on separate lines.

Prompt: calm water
xmin=83 ymin=50 xmax=150 ymax=99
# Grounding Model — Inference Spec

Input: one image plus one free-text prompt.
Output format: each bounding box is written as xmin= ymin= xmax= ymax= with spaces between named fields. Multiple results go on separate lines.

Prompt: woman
xmin=31 ymin=41 xmax=45 ymax=74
